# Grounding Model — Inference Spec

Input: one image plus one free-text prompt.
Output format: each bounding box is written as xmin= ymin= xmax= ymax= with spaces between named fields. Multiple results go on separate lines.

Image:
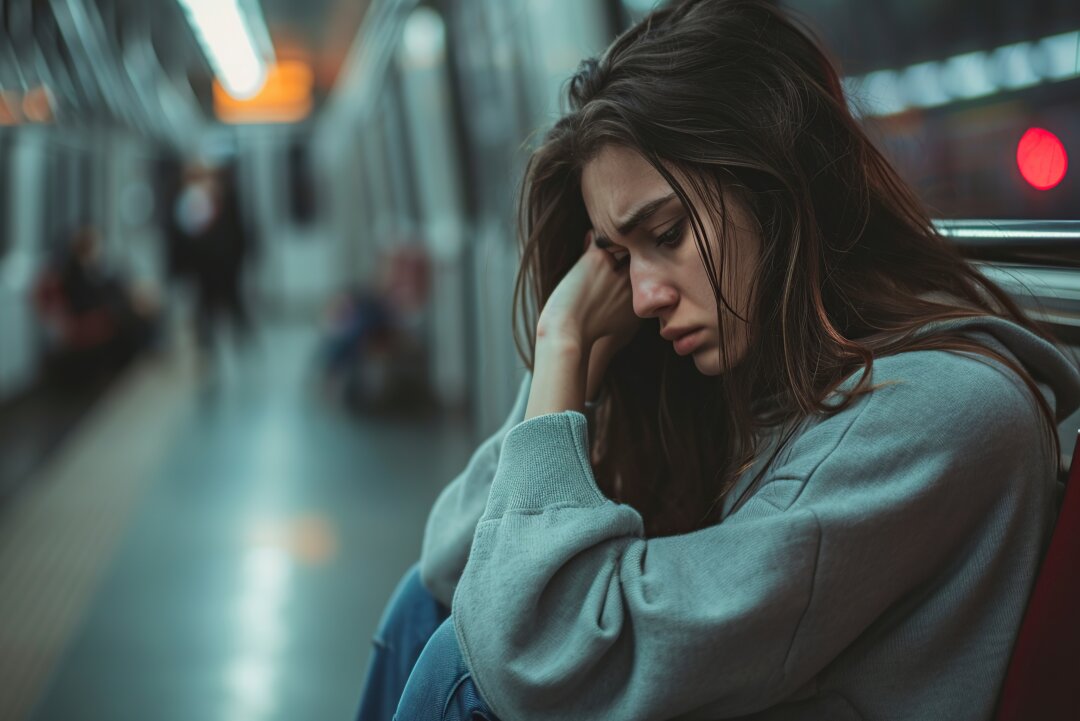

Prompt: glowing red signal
xmin=1016 ymin=127 xmax=1067 ymax=190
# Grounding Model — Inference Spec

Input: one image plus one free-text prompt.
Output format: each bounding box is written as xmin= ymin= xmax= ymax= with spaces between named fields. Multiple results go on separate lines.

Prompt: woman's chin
xmin=692 ymin=350 xmax=723 ymax=376
xmin=693 ymin=341 xmax=749 ymax=376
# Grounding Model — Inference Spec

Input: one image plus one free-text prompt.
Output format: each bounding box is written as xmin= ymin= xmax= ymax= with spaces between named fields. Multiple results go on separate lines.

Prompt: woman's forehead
xmin=581 ymin=147 xmax=674 ymax=230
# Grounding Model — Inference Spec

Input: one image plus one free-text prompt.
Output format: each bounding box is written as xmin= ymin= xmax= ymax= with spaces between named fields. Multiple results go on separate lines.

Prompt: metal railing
xmin=935 ymin=220 xmax=1080 ymax=345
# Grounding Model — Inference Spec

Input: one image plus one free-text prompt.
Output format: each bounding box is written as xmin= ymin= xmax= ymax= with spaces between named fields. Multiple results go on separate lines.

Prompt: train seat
xmin=994 ymin=430 xmax=1080 ymax=720
xmin=31 ymin=269 xmax=116 ymax=351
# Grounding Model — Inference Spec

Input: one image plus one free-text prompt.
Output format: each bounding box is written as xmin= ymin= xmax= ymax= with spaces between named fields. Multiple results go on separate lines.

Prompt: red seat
xmin=994 ymin=430 xmax=1080 ymax=720
xmin=31 ymin=269 xmax=116 ymax=350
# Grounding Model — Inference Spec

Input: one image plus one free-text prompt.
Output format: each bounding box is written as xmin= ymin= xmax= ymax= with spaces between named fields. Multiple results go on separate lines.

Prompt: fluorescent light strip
xmin=178 ymin=0 xmax=268 ymax=100
xmin=846 ymin=30 xmax=1080 ymax=117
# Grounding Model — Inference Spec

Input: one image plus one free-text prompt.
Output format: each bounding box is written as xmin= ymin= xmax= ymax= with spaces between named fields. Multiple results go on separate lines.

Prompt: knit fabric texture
xmin=420 ymin=315 xmax=1080 ymax=720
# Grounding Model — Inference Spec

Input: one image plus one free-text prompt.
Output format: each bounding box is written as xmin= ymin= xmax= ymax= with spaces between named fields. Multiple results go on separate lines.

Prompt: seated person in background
xmin=33 ymin=226 xmax=158 ymax=377
xmin=318 ymin=244 xmax=433 ymax=411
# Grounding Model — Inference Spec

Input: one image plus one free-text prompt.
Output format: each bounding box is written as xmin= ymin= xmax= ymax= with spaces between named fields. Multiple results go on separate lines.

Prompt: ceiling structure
xmin=0 ymin=0 xmax=375 ymax=141
xmin=257 ymin=0 xmax=373 ymax=99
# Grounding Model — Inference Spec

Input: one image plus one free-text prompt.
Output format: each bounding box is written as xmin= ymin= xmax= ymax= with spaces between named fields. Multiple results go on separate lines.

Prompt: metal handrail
xmin=935 ymin=220 xmax=1080 ymax=268
xmin=929 ymin=221 xmax=1080 ymax=343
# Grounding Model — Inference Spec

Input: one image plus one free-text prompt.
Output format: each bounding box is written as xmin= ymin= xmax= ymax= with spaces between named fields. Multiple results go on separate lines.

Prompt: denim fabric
xmin=355 ymin=563 xmax=499 ymax=721
xmin=394 ymin=619 xmax=498 ymax=721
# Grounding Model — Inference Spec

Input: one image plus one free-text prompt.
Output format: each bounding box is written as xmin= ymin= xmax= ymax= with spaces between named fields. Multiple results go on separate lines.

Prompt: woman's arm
xmin=421 ymin=329 xmax=615 ymax=607
xmin=585 ymin=335 xmax=618 ymax=405
xmin=418 ymin=373 xmax=532 ymax=607
xmin=526 ymin=231 xmax=639 ymax=421
xmin=451 ymin=351 xmax=1053 ymax=720
xmin=525 ymin=333 xmax=588 ymax=421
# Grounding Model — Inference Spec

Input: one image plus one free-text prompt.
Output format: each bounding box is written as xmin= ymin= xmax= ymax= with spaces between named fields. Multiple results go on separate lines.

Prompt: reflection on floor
xmin=0 ymin=322 xmax=475 ymax=721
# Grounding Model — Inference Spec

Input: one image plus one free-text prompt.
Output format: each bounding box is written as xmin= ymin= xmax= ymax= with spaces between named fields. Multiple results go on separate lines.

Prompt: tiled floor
xmin=6 ymin=322 xmax=1078 ymax=721
xmin=0 ymin=367 xmax=120 ymax=506
xmin=5 ymin=322 xmax=475 ymax=721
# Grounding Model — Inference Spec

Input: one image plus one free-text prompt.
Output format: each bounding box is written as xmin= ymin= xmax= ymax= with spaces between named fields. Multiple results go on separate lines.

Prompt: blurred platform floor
xmin=0 ymin=321 xmax=476 ymax=721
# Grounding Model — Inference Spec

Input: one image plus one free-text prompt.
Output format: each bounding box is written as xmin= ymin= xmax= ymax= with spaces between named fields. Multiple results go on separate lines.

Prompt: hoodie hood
xmin=913 ymin=314 xmax=1080 ymax=424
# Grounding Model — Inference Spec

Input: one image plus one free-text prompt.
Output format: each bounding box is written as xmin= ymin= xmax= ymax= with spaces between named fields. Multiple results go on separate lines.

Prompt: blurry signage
xmin=213 ymin=60 xmax=314 ymax=124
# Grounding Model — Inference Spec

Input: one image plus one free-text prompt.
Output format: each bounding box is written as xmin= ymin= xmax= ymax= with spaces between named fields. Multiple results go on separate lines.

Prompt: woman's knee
xmin=374 ymin=562 xmax=448 ymax=652
xmin=395 ymin=619 xmax=493 ymax=721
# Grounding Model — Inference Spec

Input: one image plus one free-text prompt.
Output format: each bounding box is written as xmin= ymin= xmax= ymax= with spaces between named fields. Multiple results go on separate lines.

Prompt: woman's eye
xmin=655 ymin=220 xmax=686 ymax=248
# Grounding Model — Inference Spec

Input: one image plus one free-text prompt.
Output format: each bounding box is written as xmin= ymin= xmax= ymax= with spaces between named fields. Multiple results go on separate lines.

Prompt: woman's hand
xmin=524 ymin=232 xmax=640 ymax=420
xmin=537 ymin=231 xmax=640 ymax=354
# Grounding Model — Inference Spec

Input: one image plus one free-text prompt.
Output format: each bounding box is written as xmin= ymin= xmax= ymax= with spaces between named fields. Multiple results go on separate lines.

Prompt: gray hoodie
xmin=420 ymin=315 xmax=1080 ymax=720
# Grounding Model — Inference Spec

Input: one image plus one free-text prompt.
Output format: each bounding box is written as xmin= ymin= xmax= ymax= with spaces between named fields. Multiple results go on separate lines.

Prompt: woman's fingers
xmin=585 ymin=228 xmax=625 ymax=272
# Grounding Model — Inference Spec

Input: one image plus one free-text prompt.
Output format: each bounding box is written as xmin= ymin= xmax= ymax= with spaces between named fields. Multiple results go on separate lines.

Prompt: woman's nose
xmin=630 ymin=266 xmax=677 ymax=319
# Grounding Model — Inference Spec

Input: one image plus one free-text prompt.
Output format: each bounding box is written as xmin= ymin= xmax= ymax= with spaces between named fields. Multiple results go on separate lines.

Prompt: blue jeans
xmin=355 ymin=562 xmax=500 ymax=721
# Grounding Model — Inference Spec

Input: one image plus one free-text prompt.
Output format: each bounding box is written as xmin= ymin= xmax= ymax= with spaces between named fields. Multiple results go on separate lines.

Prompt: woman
xmin=356 ymin=1 xmax=1080 ymax=719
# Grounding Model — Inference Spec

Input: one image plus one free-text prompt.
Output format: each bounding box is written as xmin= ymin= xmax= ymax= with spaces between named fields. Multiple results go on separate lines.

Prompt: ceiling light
xmin=177 ymin=0 xmax=270 ymax=100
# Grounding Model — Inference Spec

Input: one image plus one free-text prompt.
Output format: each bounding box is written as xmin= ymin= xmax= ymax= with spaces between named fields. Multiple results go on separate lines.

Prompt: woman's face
xmin=580 ymin=145 xmax=760 ymax=376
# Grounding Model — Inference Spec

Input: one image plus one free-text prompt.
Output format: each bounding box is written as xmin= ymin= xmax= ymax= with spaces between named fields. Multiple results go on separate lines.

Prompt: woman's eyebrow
xmin=593 ymin=192 xmax=679 ymax=247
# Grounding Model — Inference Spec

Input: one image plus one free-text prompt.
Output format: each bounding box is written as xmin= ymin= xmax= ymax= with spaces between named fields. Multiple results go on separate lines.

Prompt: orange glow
xmin=248 ymin=515 xmax=339 ymax=565
xmin=22 ymin=87 xmax=54 ymax=123
xmin=0 ymin=91 xmax=22 ymax=125
xmin=214 ymin=60 xmax=314 ymax=124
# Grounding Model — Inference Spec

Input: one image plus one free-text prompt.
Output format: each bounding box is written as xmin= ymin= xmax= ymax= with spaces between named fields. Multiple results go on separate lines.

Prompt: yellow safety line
xmin=0 ymin=356 xmax=195 ymax=721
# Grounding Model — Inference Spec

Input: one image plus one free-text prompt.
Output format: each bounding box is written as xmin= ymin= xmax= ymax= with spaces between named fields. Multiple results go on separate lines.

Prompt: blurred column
xmin=397 ymin=5 xmax=469 ymax=410
xmin=446 ymin=0 xmax=613 ymax=434
xmin=0 ymin=132 xmax=47 ymax=400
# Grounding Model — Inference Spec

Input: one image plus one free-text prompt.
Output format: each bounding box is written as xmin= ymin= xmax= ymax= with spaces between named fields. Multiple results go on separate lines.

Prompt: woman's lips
xmin=672 ymin=328 xmax=705 ymax=356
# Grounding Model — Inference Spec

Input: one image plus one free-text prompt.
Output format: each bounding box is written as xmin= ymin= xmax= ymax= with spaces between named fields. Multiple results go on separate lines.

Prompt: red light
xmin=1016 ymin=127 xmax=1067 ymax=190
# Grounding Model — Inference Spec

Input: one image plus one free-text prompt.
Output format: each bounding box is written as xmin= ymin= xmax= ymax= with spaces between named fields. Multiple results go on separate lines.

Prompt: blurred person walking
xmin=173 ymin=162 xmax=255 ymax=377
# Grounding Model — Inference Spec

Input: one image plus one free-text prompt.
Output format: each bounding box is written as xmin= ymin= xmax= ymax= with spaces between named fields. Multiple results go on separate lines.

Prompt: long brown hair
xmin=511 ymin=0 xmax=1063 ymax=537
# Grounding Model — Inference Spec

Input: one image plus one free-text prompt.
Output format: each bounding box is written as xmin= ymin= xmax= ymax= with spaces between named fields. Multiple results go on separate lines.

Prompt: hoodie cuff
xmin=483 ymin=411 xmax=609 ymax=518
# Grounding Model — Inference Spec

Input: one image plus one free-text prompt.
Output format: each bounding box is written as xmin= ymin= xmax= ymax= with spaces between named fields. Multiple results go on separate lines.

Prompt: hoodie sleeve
xmin=418 ymin=373 xmax=532 ymax=607
xmin=451 ymin=350 xmax=1056 ymax=721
